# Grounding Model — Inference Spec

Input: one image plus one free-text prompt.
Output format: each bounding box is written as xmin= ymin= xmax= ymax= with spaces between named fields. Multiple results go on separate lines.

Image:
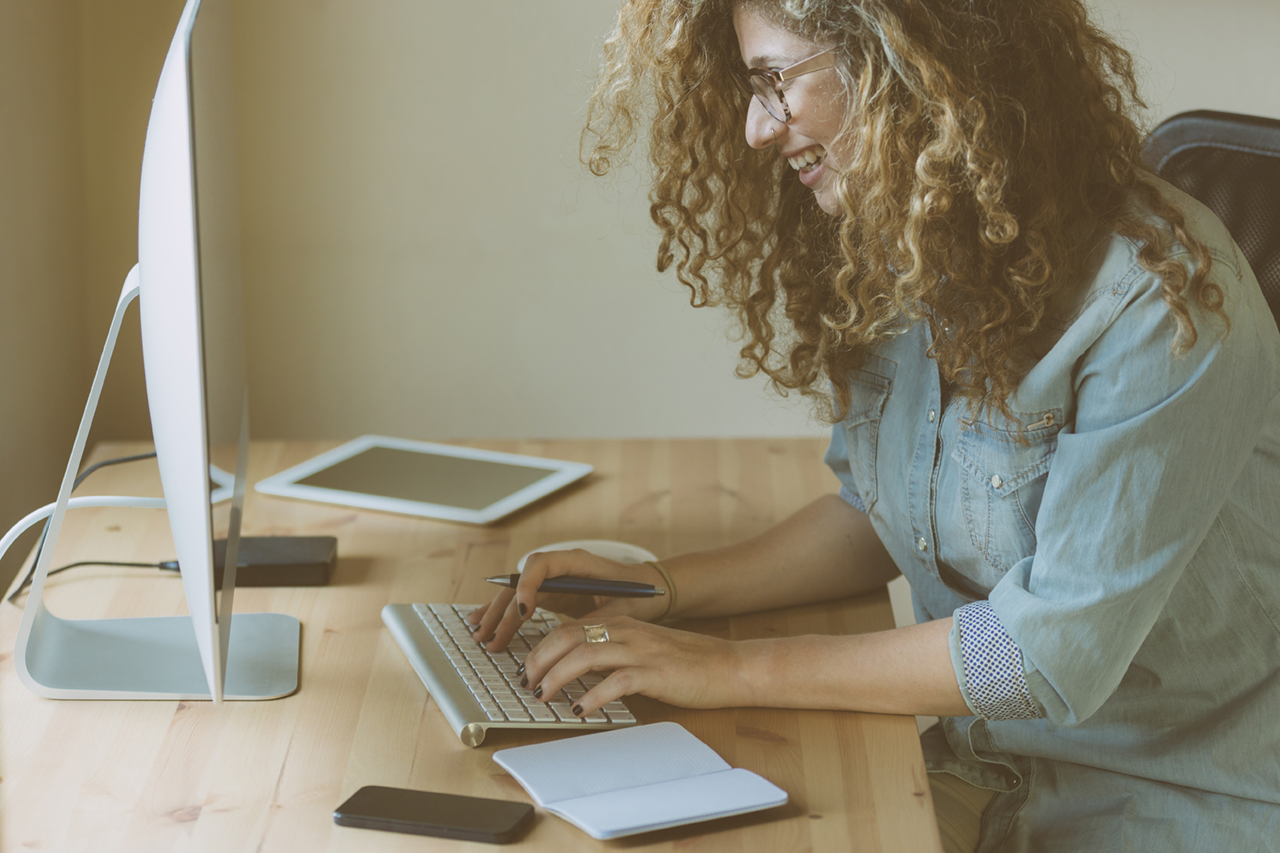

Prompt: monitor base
xmin=17 ymin=607 xmax=299 ymax=700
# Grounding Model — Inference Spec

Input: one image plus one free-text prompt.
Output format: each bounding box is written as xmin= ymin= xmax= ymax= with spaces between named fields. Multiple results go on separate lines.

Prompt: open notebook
xmin=491 ymin=722 xmax=787 ymax=839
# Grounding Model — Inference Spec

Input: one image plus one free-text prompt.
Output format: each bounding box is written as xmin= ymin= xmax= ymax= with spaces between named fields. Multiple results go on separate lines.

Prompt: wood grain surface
xmin=0 ymin=439 xmax=941 ymax=852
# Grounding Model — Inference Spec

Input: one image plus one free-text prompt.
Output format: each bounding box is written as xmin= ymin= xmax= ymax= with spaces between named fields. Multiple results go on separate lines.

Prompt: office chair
xmin=1145 ymin=110 xmax=1280 ymax=323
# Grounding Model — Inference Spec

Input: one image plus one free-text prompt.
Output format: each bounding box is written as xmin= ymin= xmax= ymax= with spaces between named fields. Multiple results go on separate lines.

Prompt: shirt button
xmin=917 ymin=537 xmax=928 ymax=552
xmin=991 ymin=474 xmax=1003 ymax=489
xmin=927 ymin=409 xmax=937 ymax=423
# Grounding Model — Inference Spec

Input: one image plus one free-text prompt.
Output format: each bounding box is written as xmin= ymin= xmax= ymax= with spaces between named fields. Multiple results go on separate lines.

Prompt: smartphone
xmin=333 ymin=785 xmax=534 ymax=843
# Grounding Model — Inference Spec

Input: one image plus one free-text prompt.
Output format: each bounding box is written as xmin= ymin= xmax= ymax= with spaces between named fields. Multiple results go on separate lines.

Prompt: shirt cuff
xmin=950 ymin=600 xmax=1043 ymax=721
xmin=838 ymin=485 xmax=867 ymax=514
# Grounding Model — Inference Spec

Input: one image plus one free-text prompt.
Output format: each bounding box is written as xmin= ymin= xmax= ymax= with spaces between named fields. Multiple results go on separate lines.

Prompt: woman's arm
xmin=468 ymin=493 xmax=901 ymax=648
xmin=519 ymin=613 xmax=972 ymax=718
xmin=472 ymin=492 xmax=970 ymax=719
xmin=660 ymin=493 xmax=901 ymax=618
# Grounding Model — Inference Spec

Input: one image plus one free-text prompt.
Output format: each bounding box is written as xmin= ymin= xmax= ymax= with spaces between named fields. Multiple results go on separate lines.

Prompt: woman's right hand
xmin=464 ymin=549 xmax=670 ymax=652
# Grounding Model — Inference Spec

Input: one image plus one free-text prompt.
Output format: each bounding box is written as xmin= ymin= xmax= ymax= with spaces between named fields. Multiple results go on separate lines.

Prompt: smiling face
xmin=733 ymin=6 xmax=848 ymax=215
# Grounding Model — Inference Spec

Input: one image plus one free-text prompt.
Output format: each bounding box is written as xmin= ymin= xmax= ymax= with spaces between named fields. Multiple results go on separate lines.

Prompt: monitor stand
xmin=0 ymin=266 xmax=299 ymax=701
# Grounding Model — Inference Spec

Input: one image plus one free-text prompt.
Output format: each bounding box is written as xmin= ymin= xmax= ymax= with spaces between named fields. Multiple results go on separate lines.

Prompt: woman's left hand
xmin=520 ymin=616 xmax=755 ymax=716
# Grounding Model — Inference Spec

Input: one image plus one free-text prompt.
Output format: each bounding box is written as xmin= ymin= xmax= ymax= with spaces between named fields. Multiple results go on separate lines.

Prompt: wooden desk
xmin=0 ymin=440 xmax=941 ymax=852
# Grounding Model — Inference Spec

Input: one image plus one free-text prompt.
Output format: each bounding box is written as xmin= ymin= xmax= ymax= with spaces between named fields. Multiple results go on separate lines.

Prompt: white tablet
xmin=254 ymin=435 xmax=593 ymax=525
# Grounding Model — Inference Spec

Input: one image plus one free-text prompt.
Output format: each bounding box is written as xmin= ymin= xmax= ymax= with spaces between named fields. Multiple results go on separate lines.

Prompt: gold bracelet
xmin=644 ymin=560 xmax=676 ymax=621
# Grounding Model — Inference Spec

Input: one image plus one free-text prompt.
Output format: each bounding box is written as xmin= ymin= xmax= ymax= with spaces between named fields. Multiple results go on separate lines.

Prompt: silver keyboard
xmin=382 ymin=602 xmax=637 ymax=747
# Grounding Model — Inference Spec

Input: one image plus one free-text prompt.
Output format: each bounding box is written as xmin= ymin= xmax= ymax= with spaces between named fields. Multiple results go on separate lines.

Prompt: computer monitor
xmin=140 ymin=0 xmax=253 ymax=699
xmin=1 ymin=0 xmax=299 ymax=702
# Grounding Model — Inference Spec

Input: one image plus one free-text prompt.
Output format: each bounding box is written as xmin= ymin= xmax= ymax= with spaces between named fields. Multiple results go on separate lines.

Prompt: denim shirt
xmin=825 ymin=181 xmax=1280 ymax=852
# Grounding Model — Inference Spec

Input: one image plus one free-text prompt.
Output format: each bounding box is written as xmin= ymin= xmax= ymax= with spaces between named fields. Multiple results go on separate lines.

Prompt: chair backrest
xmin=1145 ymin=110 xmax=1280 ymax=322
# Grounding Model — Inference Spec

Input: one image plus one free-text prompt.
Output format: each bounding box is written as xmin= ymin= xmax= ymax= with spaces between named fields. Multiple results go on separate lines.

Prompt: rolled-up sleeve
xmin=986 ymin=260 xmax=1280 ymax=727
xmin=949 ymin=600 xmax=1044 ymax=720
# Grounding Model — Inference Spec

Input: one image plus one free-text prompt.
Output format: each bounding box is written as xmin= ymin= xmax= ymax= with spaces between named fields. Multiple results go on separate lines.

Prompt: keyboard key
xmin=528 ymin=706 xmax=557 ymax=722
xmin=606 ymin=711 xmax=636 ymax=724
xmin=550 ymin=704 xmax=580 ymax=722
xmin=583 ymin=711 xmax=609 ymax=724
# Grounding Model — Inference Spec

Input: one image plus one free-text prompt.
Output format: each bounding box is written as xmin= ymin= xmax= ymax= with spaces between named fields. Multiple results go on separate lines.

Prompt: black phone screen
xmin=334 ymin=786 xmax=534 ymax=844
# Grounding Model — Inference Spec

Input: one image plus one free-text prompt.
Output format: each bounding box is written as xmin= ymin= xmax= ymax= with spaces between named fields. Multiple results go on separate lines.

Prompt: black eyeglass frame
xmin=733 ymin=48 xmax=838 ymax=123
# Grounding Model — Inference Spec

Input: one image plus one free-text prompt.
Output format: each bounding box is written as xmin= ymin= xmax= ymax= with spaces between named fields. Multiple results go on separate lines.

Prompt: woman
xmin=469 ymin=1 xmax=1280 ymax=850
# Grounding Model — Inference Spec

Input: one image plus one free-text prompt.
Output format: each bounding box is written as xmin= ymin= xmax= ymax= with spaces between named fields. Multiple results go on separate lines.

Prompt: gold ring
xmin=583 ymin=623 xmax=610 ymax=644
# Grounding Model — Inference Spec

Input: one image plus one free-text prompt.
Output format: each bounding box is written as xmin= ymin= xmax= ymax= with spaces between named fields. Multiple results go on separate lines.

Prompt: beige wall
xmin=230 ymin=0 xmax=817 ymax=443
xmin=1089 ymin=0 xmax=1280 ymax=121
xmin=78 ymin=0 xmax=187 ymax=445
xmin=0 ymin=0 xmax=86 ymax=589
xmin=60 ymin=0 xmax=1280 ymax=448
xmin=227 ymin=0 xmax=1280 ymax=442
xmin=232 ymin=0 xmax=1280 ymax=443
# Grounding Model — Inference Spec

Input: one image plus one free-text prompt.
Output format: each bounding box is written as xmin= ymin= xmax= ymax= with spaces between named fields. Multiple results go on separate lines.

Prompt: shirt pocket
xmin=841 ymin=354 xmax=896 ymax=512
xmin=951 ymin=409 xmax=1062 ymax=574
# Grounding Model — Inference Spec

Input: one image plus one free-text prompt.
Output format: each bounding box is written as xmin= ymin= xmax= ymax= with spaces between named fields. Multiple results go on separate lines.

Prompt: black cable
xmin=70 ymin=451 xmax=159 ymax=490
xmin=6 ymin=452 xmax=159 ymax=604
xmin=6 ymin=560 xmax=180 ymax=601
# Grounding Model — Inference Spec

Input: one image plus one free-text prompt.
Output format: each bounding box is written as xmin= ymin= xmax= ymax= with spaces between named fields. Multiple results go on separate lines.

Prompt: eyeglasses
xmin=732 ymin=48 xmax=837 ymax=123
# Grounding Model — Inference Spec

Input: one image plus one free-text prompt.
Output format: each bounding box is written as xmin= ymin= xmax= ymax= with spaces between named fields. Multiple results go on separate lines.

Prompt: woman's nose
xmin=744 ymin=96 xmax=782 ymax=150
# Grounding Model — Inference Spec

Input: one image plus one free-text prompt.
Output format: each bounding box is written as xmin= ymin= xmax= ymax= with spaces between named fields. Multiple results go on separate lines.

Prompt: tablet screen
xmin=295 ymin=446 xmax=555 ymax=511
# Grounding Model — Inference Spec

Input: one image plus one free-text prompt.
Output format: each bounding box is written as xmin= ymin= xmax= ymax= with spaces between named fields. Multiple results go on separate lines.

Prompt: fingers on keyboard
xmin=411 ymin=603 xmax=635 ymax=729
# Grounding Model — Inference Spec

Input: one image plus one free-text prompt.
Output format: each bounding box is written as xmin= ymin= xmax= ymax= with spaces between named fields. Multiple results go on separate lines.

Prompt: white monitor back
xmin=138 ymin=0 xmax=249 ymax=701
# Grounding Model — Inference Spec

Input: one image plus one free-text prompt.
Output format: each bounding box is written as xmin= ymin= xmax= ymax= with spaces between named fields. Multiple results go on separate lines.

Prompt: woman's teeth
xmin=787 ymin=145 xmax=826 ymax=172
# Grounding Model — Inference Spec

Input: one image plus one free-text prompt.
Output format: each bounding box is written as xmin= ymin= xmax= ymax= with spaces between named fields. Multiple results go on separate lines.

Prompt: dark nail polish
xmin=518 ymin=603 xmax=528 ymax=618
xmin=516 ymin=663 xmax=525 ymax=675
xmin=572 ymin=704 xmax=583 ymax=716
xmin=520 ymin=675 xmax=528 ymax=688
xmin=534 ymin=686 xmax=543 ymax=699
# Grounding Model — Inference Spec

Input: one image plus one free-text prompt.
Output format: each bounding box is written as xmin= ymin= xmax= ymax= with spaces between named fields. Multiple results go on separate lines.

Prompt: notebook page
xmin=492 ymin=722 xmax=730 ymax=804
xmin=553 ymin=767 xmax=788 ymax=840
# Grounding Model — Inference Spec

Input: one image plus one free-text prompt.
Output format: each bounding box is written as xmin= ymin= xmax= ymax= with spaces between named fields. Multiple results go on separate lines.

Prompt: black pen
xmin=484 ymin=574 xmax=666 ymax=598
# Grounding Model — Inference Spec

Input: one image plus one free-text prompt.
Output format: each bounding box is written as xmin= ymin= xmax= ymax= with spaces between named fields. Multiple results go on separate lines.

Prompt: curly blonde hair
xmin=582 ymin=0 xmax=1224 ymax=423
